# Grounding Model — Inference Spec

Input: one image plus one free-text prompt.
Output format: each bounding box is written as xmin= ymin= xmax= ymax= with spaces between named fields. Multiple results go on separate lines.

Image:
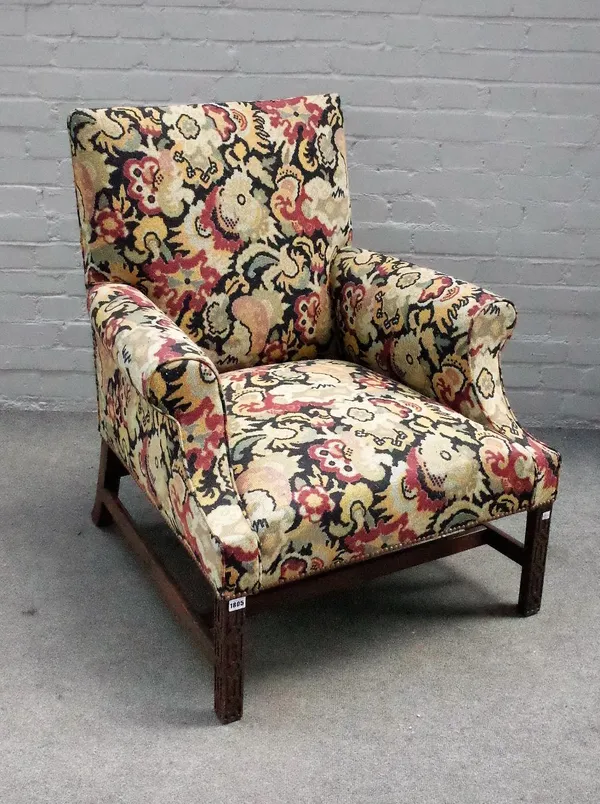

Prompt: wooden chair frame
xmin=92 ymin=440 xmax=552 ymax=724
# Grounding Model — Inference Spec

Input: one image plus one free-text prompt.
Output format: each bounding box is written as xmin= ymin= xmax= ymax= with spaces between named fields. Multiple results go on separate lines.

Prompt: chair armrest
xmin=330 ymin=245 xmax=521 ymax=438
xmin=88 ymin=282 xmax=213 ymax=403
xmin=88 ymin=282 xmax=260 ymax=592
xmin=88 ymin=281 xmax=233 ymax=488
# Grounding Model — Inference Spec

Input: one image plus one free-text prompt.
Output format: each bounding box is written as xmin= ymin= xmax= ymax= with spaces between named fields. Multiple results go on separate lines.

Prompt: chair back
xmin=68 ymin=94 xmax=352 ymax=369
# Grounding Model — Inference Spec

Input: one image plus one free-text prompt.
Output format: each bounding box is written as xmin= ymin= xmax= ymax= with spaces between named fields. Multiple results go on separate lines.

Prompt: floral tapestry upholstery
xmin=68 ymin=94 xmax=351 ymax=371
xmin=70 ymin=95 xmax=560 ymax=599
xmin=331 ymin=245 xmax=532 ymax=440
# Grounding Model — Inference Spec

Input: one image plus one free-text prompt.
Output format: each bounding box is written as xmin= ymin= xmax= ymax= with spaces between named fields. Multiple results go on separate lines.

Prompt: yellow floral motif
xmin=131 ymin=217 xmax=168 ymax=259
xmin=216 ymin=173 xmax=275 ymax=242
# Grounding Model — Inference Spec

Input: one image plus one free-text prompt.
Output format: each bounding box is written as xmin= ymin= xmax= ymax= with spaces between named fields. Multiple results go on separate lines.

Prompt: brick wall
xmin=0 ymin=0 xmax=598 ymax=425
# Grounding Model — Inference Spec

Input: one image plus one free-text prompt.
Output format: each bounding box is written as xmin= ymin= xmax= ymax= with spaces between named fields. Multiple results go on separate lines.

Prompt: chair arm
xmin=330 ymin=245 xmax=522 ymax=438
xmin=88 ymin=282 xmax=260 ymax=592
xmin=88 ymin=282 xmax=213 ymax=402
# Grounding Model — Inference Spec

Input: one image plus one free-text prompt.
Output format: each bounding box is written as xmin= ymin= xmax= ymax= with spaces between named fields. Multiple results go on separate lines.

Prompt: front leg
xmin=213 ymin=597 xmax=245 ymax=723
xmin=518 ymin=506 xmax=552 ymax=617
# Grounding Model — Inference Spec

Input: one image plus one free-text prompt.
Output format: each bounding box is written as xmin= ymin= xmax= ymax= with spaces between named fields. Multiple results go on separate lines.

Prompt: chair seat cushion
xmin=220 ymin=359 xmax=558 ymax=589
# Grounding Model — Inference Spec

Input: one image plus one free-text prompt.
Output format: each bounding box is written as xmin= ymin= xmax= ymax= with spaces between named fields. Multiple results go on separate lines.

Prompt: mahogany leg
xmin=518 ymin=506 xmax=552 ymax=617
xmin=214 ymin=598 xmax=245 ymax=724
xmin=91 ymin=440 xmax=126 ymax=527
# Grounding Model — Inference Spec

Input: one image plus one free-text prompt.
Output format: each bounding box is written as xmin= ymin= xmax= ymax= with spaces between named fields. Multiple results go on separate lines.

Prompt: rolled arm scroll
xmin=331 ymin=245 xmax=522 ymax=439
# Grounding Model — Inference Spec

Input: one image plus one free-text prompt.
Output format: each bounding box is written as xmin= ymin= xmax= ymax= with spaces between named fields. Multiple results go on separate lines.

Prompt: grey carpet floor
xmin=0 ymin=412 xmax=598 ymax=803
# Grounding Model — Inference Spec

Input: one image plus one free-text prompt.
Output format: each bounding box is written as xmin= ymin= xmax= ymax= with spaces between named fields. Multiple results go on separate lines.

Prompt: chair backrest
xmin=68 ymin=94 xmax=352 ymax=369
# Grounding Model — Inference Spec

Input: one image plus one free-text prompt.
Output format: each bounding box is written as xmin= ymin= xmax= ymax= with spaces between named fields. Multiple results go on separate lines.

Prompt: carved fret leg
xmin=518 ymin=506 xmax=552 ymax=617
xmin=91 ymin=440 xmax=127 ymax=527
xmin=214 ymin=598 xmax=245 ymax=724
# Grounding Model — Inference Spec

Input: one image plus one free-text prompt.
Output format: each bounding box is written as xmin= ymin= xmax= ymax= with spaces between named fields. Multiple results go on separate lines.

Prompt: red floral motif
xmin=308 ymin=439 xmax=361 ymax=482
xmin=151 ymin=336 xmax=191 ymax=368
xmin=221 ymin=542 xmax=260 ymax=564
xmin=239 ymin=388 xmax=337 ymax=416
xmin=123 ymin=156 xmax=162 ymax=214
xmin=403 ymin=447 xmax=448 ymax=513
xmin=256 ymin=96 xmax=323 ymax=145
xmin=221 ymin=366 xmax=263 ymax=384
xmin=434 ymin=367 xmax=470 ymax=408
xmin=272 ymin=181 xmax=336 ymax=238
xmin=99 ymin=311 xmax=127 ymax=350
xmin=203 ymin=104 xmax=237 ymax=141
xmin=369 ymin=396 xmax=417 ymax=419
xmin=198 ymin=186 xmax=243 ymax=253
xmin=340 ymin=282 xmax=365 ymax=326
xmin=467 ymin=292 xmax=497 ymax=318
xmin=138 ymin=115 xmax=163 ymax=138
xmin=279 ymin=557 xmax=308 ymax=581
xmin=345 ymin=514 xmax=417 ymax=555
xmin=483 ymin=443 xmax=535 ymax=496
xmin=263 ymin=340 xmax=289 ymax=364
xmin=145 ymin=251 xmax=221 ymax=319
xmin=418 ymin=275 xmax=454 ymax=303
xmin=293 ymin=484 xmax=334 ymax=523
xmin=294 ymin=292 xmax=320 ymax=342
xmin=527 ymin=436 xmax=560 ymax=492
xmin=93 ymin=208 xmax=126 ymax=244
xmin=181 ymin=396 xmax=226 ymax=473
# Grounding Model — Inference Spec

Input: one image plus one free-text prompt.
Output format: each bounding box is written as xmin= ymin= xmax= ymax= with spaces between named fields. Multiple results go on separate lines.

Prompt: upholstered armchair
xmin=68 ymin=94 xmax=560 ymax=723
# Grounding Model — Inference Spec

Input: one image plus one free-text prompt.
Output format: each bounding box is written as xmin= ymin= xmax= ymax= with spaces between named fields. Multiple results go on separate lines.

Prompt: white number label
xmin=228 ymin=597 xmax=246 ymax=612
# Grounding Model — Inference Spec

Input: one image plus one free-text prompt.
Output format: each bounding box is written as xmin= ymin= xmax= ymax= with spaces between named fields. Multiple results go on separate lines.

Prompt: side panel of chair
xmin=92 ymin=336 xmax=228 ymax=592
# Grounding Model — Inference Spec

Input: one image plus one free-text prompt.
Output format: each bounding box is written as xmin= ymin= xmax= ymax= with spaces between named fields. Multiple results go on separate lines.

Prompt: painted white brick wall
xmin=0 ymin=0 xmax=598 ymax=425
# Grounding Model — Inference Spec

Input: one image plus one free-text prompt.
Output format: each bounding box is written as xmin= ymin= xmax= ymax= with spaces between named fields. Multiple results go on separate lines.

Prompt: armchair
xmin=69 ymin=94 xmax=560 ymax=723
